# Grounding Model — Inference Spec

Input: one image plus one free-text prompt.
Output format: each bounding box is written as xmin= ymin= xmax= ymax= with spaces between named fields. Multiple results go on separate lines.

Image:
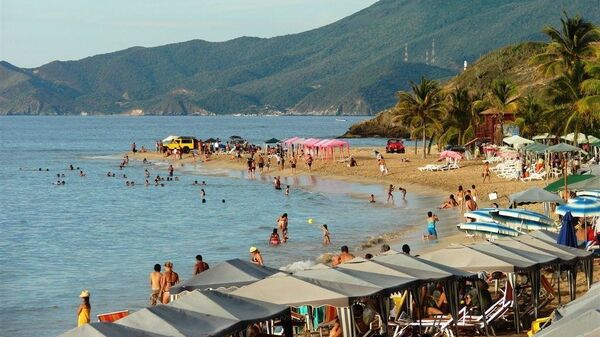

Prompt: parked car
xmin=163 ymin=136 xmax=198 ymax=153
xmin=444 ymin=145 xmax=467 ymax=153
xmin=385 ymin=139 xmax=405 ymax=153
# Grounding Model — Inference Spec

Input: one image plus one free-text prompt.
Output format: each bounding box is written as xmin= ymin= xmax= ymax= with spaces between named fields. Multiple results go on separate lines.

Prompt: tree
xmin=486 ymin=79 xmax=519 ymax=144
xmin=531 ymin=12 xmax=600 ymax=76
xmin=393 ymin=77 xmax=445 ymax=158
xmin=514 ymin=94 xmax=549 ymax=138
xmin=439 ymin=86 xmax=479 ymax=146
xmin=546 ymin=61 xmax=600 ymax=144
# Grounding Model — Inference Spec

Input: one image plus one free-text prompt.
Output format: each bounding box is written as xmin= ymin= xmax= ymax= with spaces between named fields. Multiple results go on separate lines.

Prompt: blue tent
xmin=557 ymin=212 xmax=577 ymax=248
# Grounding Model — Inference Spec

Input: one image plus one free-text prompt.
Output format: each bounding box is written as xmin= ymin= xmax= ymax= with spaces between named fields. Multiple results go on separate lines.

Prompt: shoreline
xmin=125 ymin=147 xmax=521 ymax=259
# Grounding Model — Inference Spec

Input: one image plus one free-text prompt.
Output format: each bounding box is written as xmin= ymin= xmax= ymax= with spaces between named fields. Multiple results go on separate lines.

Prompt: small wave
xmin=280 ymin=260 xmax=316 ymax=272
xmin=82 ymin=154 xmax=124 ymax=160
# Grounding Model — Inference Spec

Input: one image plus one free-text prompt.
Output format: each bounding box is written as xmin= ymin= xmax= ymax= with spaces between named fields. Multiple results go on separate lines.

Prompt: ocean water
xmin=0 ymin=116 xmax=459 ymax=337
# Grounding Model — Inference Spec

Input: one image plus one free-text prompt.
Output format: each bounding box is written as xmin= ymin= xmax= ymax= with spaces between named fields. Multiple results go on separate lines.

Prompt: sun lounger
xmin=520 ymin=171 xmax=547 ymax=182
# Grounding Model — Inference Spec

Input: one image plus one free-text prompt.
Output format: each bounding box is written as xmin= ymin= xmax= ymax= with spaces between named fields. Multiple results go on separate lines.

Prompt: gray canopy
xmin=530 ymin=230 xmax=559 ymax=242
xmin=536 ymin=309 xmax=600 ymax=337
xmin=293 ymin=265 xmax=417 ymax=296
xmin=546 ymin=143 xmax=581 ymax=153
xmin=555 ymin=282 xmax=600 ymax=320
xmin=493 ymin=237 xmax=561 ymax=265
xmin=509 ymin=187 xmax=563 ymax=205
xmin=566 ymin=176 xmax=600 ymax=190
xmin=231 ymin=273 xmax=381 ymax=307
xmin=372 ymin=252 xmax=476 ymax=280
xmin=116 ymin=305 xmax=239 ymax=337
xmin=58 ymin=322 xmax=169 ymax=337
xmin=170 ymin=259 xmax=281 ymax=295
xmin=515 ymin=235 xmax=591 ymax=262
xmin=523 ymin=142 xmax=549 ymax=154
xmin=170 ymin=290 xmax=289 ymax=323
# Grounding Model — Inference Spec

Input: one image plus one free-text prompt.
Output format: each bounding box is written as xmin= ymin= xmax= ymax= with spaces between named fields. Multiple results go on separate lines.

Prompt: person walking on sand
xmin=290 ymin=156 xmax=297 ymax=174
xmin=77 ymin=290 xmax=91 ymax=327
xmin=322 ymin=224 xmax=331 ymax=245
xmin=471 ymin=185 xmax=479 ymax=202
xmin=378 ymin=156 xmax=388 ymax=176
xmin=193 ymin=255 xmax=209 ymax=275
xmin=149 ymin=264 xmax=162 ymax=306
xmin=306 ymin=154 xmax=313 ymax=172
xmin=457 ymin=185 xmax=465 ymax=208
xmin=482 ymin=162 xmax=491 ymax=183
xmin=160 ymin=262 xmax=179 ymax=304
xmin=332 ymin=245 xmax=355 ymax=266
xmin=425 ymin=211 xmax=439 ymax=240
xmin=387 ymin=184 xmax=395 ymax=203
xmin=249 ymin=247 xmax=264 ymax=265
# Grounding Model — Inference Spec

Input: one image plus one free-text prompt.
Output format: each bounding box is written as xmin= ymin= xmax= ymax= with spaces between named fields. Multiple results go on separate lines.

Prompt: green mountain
xmin=341 ymin=42 xmax=549 ymax=137
xmin=2 ymin=0 xmax=600 ymax=115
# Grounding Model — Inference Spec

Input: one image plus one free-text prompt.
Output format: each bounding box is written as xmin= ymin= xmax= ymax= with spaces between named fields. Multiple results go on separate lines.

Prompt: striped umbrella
xmin=576 ymin=190 xmax=600 ymax=198
xmin=497 ymin=208 xmax=554 ymax=225
xmin=457 ymin=221 xmax=520 ymax=237
xmin=555 ymin=197 xmax=600 ymax=217
xmin=465 ymin=209 xmax=552 ymax=230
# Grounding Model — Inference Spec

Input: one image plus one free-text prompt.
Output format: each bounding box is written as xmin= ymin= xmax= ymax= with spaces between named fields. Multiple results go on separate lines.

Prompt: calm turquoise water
xmin=0 ymin=116 xmax=459 ymax=337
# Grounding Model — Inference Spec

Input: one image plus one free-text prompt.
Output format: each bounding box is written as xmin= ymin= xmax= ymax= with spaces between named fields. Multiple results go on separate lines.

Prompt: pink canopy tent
xmin=282 ymin=137 xmax=300 ymax=145
xmin=303 ymin=138 xmax=322 ymax=147
xmin=439 ymin=150 xmax=463 ymax=160
xmin=318 ymin=139 xmax=350 ymax=160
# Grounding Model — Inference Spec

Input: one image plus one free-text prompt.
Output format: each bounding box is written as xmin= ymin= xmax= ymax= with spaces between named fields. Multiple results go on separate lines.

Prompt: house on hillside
xmin=476 ymin=108 xmax=517 ymax=144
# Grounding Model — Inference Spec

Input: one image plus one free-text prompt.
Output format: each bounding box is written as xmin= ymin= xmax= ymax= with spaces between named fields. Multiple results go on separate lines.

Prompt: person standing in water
xmin=277 ymin=213 xmax=289 ymax=242
xmin=249 ymin=247 xmax=264 ymax=265
xmin=77 ymin=290 xmax=91 ymax=327
xmin=168 ymin=165 xmax=174 ymax=177
xmin=193 ymin=255 xmax=209 ymax=275
xmin=387 ymin=184 xmax=395 ymax=203
xmin=160 ymin=262 xmax=179 ymax=304
xmin=306 ymin=154 xmax=313 ymax=172
xmin=426 ymin=211 xmax=439 ymax=240
xmin=269 ymin=229 xmax=281 ymax=245
xmin=149 ymin=264 xmax=162 ymax=306
xmin=322 ymin=224 xmax=331 ymax=245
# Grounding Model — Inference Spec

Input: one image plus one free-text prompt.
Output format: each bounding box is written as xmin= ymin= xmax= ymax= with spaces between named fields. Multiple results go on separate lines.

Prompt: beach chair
xmin=520 ymin=171 xmax=547 ymax=182
xmin=457 ymin=282 xmax=514 ymax=336
xmin=418 ymin=164 xmax=444 ymax=171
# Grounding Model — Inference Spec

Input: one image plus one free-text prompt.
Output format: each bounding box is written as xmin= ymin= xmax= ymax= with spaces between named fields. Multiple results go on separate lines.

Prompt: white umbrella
xmin=503 ymin=135 xmax=534 ymax=148
xmin=561 ymin=133 xmax=600 ymax=144
xmin=533 ymin=133 xmax=556 ymax=140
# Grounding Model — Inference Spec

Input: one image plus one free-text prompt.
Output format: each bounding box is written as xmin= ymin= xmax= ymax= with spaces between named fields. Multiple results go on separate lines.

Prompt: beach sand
xmin=127 ymin=148 xmax=593 ymax=337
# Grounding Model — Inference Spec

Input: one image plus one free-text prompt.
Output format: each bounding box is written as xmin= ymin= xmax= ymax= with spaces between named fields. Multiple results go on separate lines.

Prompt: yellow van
xmin=162 ymin=136 xmax=198 ymax=153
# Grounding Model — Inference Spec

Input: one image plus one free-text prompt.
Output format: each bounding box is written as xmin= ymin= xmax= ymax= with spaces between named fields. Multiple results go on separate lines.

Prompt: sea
xmin=0 ymin=116 xmax=460 ymax=337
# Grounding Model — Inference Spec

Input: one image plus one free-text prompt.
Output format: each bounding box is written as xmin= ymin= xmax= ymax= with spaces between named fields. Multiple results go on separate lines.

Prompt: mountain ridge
xmin=2 ymin=0 xmax=600 ymax=115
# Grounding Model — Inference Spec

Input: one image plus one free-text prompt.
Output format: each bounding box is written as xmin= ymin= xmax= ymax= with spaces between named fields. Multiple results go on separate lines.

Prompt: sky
xmin=0 ymin=0 xmax=378 ymax=68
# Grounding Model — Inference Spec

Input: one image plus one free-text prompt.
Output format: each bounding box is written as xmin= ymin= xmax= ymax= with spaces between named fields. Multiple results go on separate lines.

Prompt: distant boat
xmin=335 ymin=118 xmax=347 ymax=122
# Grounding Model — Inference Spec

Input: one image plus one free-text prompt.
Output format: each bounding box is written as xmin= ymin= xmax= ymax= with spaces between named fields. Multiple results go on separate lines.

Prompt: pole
xmin=563 ymin=154 xmax=568 ymax=201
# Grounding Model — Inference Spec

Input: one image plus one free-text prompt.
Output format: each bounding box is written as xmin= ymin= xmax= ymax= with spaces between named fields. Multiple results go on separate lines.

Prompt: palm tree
xmin=439 ymin=86 xmax=479 ymax=146
xmin=487 ymin=79 xmax=519 ymax=144
xmin=514 ymin=94 xmax=549 ymax=138
xmin=546 ymin=61 xmax=600 ymax=144
xmin=531 ymin=12 xmax=600 ymax=76
xmin=393 ymin=77 xmax=445 ymax=158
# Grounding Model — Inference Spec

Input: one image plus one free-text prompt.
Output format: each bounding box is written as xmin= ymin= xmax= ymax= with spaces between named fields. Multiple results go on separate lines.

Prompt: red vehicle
xmin=385 ymin=139 xmax=405 ymax=153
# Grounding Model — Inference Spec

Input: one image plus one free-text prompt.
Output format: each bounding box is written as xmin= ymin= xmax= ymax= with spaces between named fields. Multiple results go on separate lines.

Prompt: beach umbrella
xmin=577 ymin=190 xmax=600 ymax=198
xmin=535 ymin=309 xmax=600 ymax=337
xmin=162 ymin=135 xmax=180 ymax=143
xmin=523 ymin=142 xmax=549 ymax=154
xmin=499 ymin=150 xmax=520 ymax=159
xmin=567 ymin=176 xmax=600 ymax=191
xmin=264 ymin=138 xmax=280 ymax=144
xmin=509 ymin=187 xmax=563 ymax=206
xmin=496 ymin=208 xmax=555 ymax=225
xmin=561 ymin=132 xmax=600 ymax=144
xmin=556 ymin=212 xmax=578 ymax=248
xmin=58 ymin=322 xmax=169 ymax=337
xmin=544 ymin=175 xmax=596 ymax=192
xmin=456 ymin=221 xmax=521 ymax=237
xmin=170 ymin=290 xmax=290 ymax=326
xmin=439 ymin=150 xmax=462 ymax=160
xmin=547 ymin=143 xmax=581 ymax=153
xmin=204 ymin=137 xmax=217 ymax=143
xmin=555 ymin=197 xmax=600 ymax=218
xmin=503 ymin=135 xmax=534 ymax=148
xmin=489 ymin=211 xmax=553 ymax=231
xmin=533 ymin=133 xmax=556 ymax=140
xmin=169 ymin=259 xmax=281 ymax=295
xmin=116 ymin=305 xmax=240 ymax=337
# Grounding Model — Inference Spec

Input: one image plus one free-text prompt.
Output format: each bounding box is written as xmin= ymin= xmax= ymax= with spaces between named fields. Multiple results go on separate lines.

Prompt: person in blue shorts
xmin=426 ymin=211 xmax=439 ymax=240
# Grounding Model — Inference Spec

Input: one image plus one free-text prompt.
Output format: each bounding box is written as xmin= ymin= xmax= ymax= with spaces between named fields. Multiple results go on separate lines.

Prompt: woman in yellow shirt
xmin=77 ymin=290 xmax=91 ymax=326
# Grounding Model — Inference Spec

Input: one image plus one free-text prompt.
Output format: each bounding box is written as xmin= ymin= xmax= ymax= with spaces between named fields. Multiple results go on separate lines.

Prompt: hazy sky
xmin=0 ymin=0 xmax=378 ymax=68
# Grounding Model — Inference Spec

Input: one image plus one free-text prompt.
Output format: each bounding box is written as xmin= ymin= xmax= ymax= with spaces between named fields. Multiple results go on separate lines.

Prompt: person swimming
xmin=269 ymin=228 xmax=281 ymax=245
xmin=285 ymin=185 xmax=290 ymax=196
xmin=200 ymin=189 xmax=206 ymax=198
xmin=369 ymin=194 xmax=376 ymax=203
